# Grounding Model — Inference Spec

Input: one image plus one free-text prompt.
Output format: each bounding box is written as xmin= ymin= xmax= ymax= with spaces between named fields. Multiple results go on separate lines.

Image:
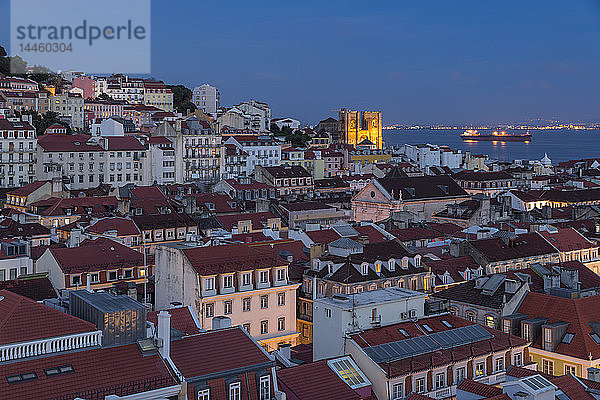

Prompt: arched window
xmin=402 ymin=258 xmax=409 ymax=269
xmin=361 ymin=263 xmax=369 ymax=275
xmin=388 ymin=258 xmax=396 ymax=271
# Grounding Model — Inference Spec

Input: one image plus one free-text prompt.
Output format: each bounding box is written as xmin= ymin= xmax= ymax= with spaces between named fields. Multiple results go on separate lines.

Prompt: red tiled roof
xmin=0 ymin=342 xmax=176 ymax=400
xmin=190 ymin=193 xmax=241 ymax=213
xmin=217 ymin=211 xmax=278 ymax=231
xmin=147 ymin=306 xmax=201 ymax=335
xmin=457 ymin=379 xmax=502 ymax=397
xmin=391 ymin=227 xmax=443 ymax=241
xmin=169 ymin=327 xmax=271 ymax=377
xmin=7 ymin=180 xmax=49 ymax=197
xmin=349 ymin=314 xmax=527 ymax=377
xmin=0 ymin=290 xmax=96 ymax=346
xmin=30 ymin=196 xmax=118 ymax=217
xmin=354 ymin=225 xmax=389 ymax=243
xmin=505 ymin=365 xmax=554 ymax=379
xmin=224 ymin=179 xmax=274 ymax=191
xmin=470 ymin=233 xmax=557 ymax=262
xmin=48 ymin=237 xmax=144 ymax=274
xmin=0 ymin=276 xmax=57 ymax=301
xmin=106 ymin=136 xmax=145 ymax=150
xmin=518 ymin=292 xmax=600 ymax=360
xmin=538 ymin=227 xmax=597 ymax=252
xmin=86 ymin=217 xmax=140 ymax=236
xmin=182 ymin=243 xmax=282 ymax=276
xmin=277 ymin=360 xmax=362 ymax=400
xmin=427 ymin=256 xmax=479 ymax=283
xmin=37 ymin=133 xmax=103 ymax=152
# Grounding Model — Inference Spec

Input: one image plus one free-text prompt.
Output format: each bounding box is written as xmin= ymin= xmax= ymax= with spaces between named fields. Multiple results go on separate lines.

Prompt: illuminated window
xmin=475 ymin=362 xmax=485 ymax=377
xmin=198 ymin=389 xmax=209 ymax=400
xmin=486 ymin=315 xmax=495 ymax=328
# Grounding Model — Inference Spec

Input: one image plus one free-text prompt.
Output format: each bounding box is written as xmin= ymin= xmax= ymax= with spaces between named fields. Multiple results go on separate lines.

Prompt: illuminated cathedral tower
xmin=338 ymin=109 xmax=383 ymax=149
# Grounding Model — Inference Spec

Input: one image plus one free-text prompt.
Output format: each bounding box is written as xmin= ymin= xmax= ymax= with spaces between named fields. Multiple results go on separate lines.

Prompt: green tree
xmin=167 ymin=84 xmax=197 ymax=114
xmin=15 ymin=110 xmax=71 ymax=135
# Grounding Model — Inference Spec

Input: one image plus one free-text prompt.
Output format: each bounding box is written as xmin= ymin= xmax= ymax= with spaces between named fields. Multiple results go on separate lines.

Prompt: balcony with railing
xmin=0 ymin=330 xmax=102 ymax=362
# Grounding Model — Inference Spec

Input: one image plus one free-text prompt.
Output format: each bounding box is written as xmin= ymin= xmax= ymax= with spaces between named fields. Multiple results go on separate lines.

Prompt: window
xmin=392 ymin=383 xmax=403 ymax=399
xmin=544 ymin=328 xmax=552 ymax=344
xmin=90 ymin=273 xmax=99 ymax=283
xmin=9 ymin=268 xmax=17 ymax=280
xmin=0 ymin=270 xmax=5 ymax=281
xmin=475 ymin=362 xmax=485 ymax=377
xmin=243 ymin=323 xmax=250 ymax=333
xmin=229 ymin=382 xmax=241 ymax=400
xmin=259 ymin=376 xmax=270 ymax=400
xmin=564 ymin=364 xmax=577 ymax=376
xmin=198 ymin=389 xmax=210 ymax=400
xmin=242 ymin=273 xmax=251 ymax=286
xmin=20 ymin=266 xmax=27 ymax=276
xmin=435 ymin=372 xmax=445 ymax=389
xmin=278 ymin=317 xmax=285 ymax=331
xmin=261 ymin=320 xmax=268 ymax=334
xmin=503 ymin=320 xmax=511 ymax=334
xmin=261 ymin=295 xmax=269 ymax=309
xmin=495 ymin=357 xmax=504 ymax=372
xmin=108 ymin=271 xmax=117 ymax=281
xmin=205 ymin=277 xmax=215 ymax=291
xmin=542 ymin=359 xmax=554 ymax=375
xmin=223 ymin=275 xmax=233 ymax=288
xmin=224 ymin=300 xmax=232 ymax=315
xmin=416 ymin=377 xmax=425 ymax=393
xmin=276 ymin=268 xmax=286 ymax=281
xmin=514 ymin=352 xmax=522 ymax=367
xmin=205 ymin=303 xmax=214 ymax=318
xmin=485 ymin=315 xmax=495 ymax=328
xmin=123 ymin=269 xmax=133 ymax=279
xmin=456 ymin=367 xmax=465 ymax=383
xmin=523 ymin=323 xmax=531 ymax=341
xmin=259 ymin=270 xmax=269 ymax=283
xmin=242 ymin=297 xmax=251 ymax=312
xmin=70 ymin=275 xmax=81 ymax=286
xmin=277 ymin=292 xmax=285 ymax=306
xmin=422 ymin=324 xmax=433 ymax=333
xmin=325 ymin=308 xmax=332 ymax=318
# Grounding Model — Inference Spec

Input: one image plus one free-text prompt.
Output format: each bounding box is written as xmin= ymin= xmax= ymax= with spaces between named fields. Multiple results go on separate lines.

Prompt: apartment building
xmin=143 ymin=80 xmax=173 ymax=112
xmin=37 ymin=237 xmax=150 ymax=293
xmin=0 ymin=116 xmax=37 ymax=187
xmin=155 ymin=241 xmax=301 ymax=351
xmin=50 ymin=93 xmax=85 ymax=130
xmin=254 ymin=165 xmax=314 ymax=197
xmin=224 ymin=134 xmax=282 ymax=175
xmin=0 ymin=91 xmax=48 ymax=113
xmin=36 ymin=133 xmax=149 ymax=189
xmin=182 ymin=116 xmax=221 ymax=183
xmin=346 ymin=314 xmax=528 ymax=400
xmin=192 ymin=84 xmax=220 ymax=117
xmin=84 ymin=99 xmax=125 ymax=119
xmin=504 ymin=292 xmax=600 ymax=379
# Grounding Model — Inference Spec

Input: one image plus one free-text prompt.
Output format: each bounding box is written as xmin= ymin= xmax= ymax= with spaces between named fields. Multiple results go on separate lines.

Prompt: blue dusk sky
xmin=1 ymin=0 xmax=600 ymax=125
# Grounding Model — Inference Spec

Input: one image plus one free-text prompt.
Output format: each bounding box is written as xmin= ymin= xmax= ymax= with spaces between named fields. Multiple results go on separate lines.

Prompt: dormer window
xmin=276 ymin=268 xmax=286 ymax=281
xmin=223 ymin=275 xmax=233 ymax=288
xmin=375 ymin=262 xmax=382 ymax=274
xmin=402 ymin=258 xmax=409 ymax=269
xmin=414 ymin=255 xmax=421 ymax=267
xmin=259 ymin=270 xmax=269 ymax=284
xmin=242 ymin=273 xmax=251 ymax=286
xmin=388 ymin=258 xmax=396 ymax=271
xmin=204 ymin=277 xmax=215 ymax=291
xmin=361 ymin=263 xmax=369 ymax=275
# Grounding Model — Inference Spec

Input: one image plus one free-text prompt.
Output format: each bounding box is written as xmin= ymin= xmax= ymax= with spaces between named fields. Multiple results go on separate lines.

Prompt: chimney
xmin=543 ymin=273 xmax=561 ymax=293
xmin=86 ymin=274 xmax=91 ymax=292
xmin=357 ymin=235 xmax=370 ymax=245
xmin=278 ymin=343 xmax=291 ymax=361
xmin=157 ymin=311 xmax=171 ymax=358
xmin=69 ymin=228 xmax=82 ymax=248
xmin=588 ymin=367 xmax=600 ymax=381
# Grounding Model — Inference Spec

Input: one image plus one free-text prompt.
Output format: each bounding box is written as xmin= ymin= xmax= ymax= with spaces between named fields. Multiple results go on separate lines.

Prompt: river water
xmin=383 ymin=129 xmax=600 ymax=163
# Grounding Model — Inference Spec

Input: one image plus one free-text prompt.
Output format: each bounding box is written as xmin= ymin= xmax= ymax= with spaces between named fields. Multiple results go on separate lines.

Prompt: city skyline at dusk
xmin=1 ymin=0 xmax=600 ymax=124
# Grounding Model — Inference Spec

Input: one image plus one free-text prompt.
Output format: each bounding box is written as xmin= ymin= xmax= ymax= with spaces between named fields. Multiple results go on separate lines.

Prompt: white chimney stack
xmin=157 ymin=311 xmax=171 ymax=358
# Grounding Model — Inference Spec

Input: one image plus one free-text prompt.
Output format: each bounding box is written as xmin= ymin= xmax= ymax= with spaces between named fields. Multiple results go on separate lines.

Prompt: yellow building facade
xmin=339 ymin=109 xmax=383 ymax=149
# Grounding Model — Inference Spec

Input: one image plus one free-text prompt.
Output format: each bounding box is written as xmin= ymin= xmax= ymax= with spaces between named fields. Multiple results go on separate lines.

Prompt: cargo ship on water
xmin=461 ymin=129 xmax=531 ymax=142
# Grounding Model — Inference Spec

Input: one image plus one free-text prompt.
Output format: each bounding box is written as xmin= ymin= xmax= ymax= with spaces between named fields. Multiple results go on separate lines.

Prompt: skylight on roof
xmin=590 ymin=333 xmax=600 ymax=345
xmin=398 ymin=328 xmax=410 ymax=337
xmin=562 ymin=333 xmax=574 ymax=344
xmin=327 ymin=356 xmax=370 ymax=389
xmin=6 ymin=371 xmax=37 ymax=384
xmin=441 ymin=320 xmax=453 ymax=328
xmin=422 ymin=324 xmax=434 ymax=333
